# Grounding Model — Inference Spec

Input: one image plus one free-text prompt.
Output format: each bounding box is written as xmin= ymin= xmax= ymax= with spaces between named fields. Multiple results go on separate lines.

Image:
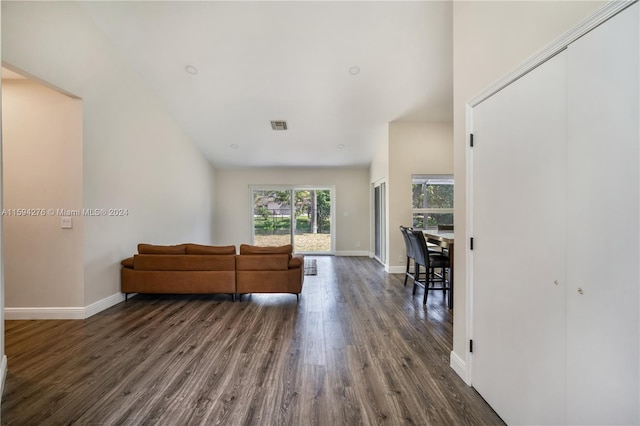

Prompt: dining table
xmin=422 ymin=229 xmax=454 ymax=309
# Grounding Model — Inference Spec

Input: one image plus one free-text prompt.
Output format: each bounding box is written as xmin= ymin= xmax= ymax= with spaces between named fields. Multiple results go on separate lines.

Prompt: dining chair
xmin=400 ymin=226 xmax=415 ymax=286
xmin=409 ymin=229 xmax=450 ymax=305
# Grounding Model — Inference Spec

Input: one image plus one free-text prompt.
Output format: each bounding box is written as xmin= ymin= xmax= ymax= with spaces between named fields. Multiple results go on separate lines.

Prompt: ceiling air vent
xmin=270 ymin=120 xmax=288 ymax=131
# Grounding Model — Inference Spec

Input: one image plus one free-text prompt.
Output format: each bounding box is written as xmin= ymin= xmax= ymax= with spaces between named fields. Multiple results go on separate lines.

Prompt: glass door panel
xmin=293 ymin=189 xmax=332 ymax=254
xmin=252 ymin=189 xmax=292 ymax=247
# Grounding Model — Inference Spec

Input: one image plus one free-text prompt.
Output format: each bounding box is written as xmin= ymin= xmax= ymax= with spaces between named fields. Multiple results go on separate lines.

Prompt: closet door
xmin=565 ymin=4 xmax=639 ymax=424
xmin=470 ymin=52 xmax=568 ymax=425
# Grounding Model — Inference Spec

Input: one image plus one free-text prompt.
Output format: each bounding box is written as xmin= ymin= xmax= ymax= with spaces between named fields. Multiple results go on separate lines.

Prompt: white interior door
xmin=470 ymin=52 xmax=568 ymax=425
xmin=565 ymin=5 xmax=639 ymax=424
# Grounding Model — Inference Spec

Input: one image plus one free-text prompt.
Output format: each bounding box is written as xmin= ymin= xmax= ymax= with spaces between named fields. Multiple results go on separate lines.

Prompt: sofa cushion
xmin=138 ymin=243 xmax=186 ymax=254
xmin=236 ymin=254 xmax=289 ymax=271
xmin=185 ymin=244 xmax=236 ymax=255
xmin=239 ymin=244 xmax=293 ymax=255
xmin=134 ymin=254 xmax=235 ymax=271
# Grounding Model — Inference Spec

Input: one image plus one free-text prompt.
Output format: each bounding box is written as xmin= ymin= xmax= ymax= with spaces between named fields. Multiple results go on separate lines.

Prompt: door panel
xmin=293 ymin=189 xmax=332 ymax=254
xmin=565 ymin=5 xmax=639 ymax=424
xmin=252 ymin=189 xmax=293 ymax=247
xmin=471 ymin=52 xmax=568 ymax=425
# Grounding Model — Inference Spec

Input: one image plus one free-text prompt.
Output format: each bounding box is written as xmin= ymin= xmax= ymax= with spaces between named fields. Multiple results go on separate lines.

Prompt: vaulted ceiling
xmin=77 ymin=1 xmax=453 ymax=168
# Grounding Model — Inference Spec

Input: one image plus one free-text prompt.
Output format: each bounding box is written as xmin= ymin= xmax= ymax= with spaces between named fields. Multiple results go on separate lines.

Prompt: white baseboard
xmin=450 ymin=350 xmax=470 ymax=385
xmin=387 ymin=265 xmax=407 ymax=274
xmin=5 ymin=292 xmax=126 ymax=320
xmin=5 ymin=307 xmax=85 ymax=320
xmin=335 ymin=250 xmax=370 ymax=256
xmin=84 ymin=292 xmax=126 ymax=318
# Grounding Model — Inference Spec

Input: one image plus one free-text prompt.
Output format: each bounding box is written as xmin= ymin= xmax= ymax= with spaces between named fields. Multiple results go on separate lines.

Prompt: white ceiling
xmin=77 ymin=1 xmax=453 ymax=168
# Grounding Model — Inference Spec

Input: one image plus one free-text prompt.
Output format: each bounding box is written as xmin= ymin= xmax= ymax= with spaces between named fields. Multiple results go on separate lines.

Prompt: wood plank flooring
xmin=2 ymin=256 xmax=504 ymax=425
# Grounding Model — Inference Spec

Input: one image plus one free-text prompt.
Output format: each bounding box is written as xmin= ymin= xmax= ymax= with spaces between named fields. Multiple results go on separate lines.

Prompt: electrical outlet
xmin=61 ymin=217 xmax=73 ymax=229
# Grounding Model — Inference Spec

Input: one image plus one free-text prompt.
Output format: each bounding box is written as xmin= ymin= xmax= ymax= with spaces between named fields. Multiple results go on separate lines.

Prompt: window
xmin=411 ymin=174 xmax=454 ymax=229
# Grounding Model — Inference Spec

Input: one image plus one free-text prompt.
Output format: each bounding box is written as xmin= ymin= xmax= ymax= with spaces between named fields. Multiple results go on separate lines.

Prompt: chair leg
xmin=412 ymin=264 xmax=420 ymax=295
xmin=423 ymin=268 xmax=430 ymax=304
xmin=404 ymin=258 xmax=410 ymax=286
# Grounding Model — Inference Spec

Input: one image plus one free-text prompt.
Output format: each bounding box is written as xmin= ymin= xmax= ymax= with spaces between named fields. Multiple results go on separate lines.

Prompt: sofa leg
xmin=296 ymin=294 xmax=299 ymax=302
xmin=231 ymin=293 xmax=235 ymax=302
xmin=125 ymin=293 xmax=128 ymax=302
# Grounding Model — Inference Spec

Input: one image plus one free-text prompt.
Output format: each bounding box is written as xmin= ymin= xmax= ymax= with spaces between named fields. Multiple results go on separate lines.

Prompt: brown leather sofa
xmin=121 ymin=243 xmax=304 ymax=300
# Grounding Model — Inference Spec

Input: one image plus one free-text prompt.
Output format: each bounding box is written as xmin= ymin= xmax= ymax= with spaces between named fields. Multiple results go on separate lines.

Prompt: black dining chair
xmin=400 ymin=226 xmax=415 ymax=286
xmin=409 ymin=229 xmax=450 ymax=305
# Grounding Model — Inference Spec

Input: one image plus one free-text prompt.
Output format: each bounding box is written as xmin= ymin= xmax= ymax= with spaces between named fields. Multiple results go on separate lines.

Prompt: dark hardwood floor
xmin=2 ymin=256 xmax=503 ymax=425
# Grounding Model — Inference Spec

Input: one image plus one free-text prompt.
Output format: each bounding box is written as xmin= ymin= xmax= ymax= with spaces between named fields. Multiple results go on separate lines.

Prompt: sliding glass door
xmin=252 ymin=186 xmax=334 ymax=254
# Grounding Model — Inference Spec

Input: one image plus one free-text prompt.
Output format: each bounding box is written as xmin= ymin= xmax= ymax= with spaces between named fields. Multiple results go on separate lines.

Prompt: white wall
xmin=215 ymin=167 xmax=369 ymax=255
xmin=2 ymin=80 xmax=83 ymax=309
xmin=2 ymin=1 xmax=216 ymax=313
xmin=451 ymin=0 xmax=605 ymax=378
xmin=388 ymin=122 xmax=453 ymax=273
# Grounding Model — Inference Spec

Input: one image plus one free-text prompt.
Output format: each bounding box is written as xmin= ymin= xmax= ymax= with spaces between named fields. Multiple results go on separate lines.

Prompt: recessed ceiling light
xmin=185 ymin=65 xmax=198 ymax=75
xmin=337 ymin=144 xmax=346 ymax=149
xmin=230 ymin=144 xmax=239 ymax=149
xmin=348 ymin=66 xmax=360 ymax=76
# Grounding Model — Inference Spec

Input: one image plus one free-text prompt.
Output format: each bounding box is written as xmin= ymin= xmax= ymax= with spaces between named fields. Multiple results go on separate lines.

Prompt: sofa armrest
xmin=121 ymin=257 xmax=134 ymax=269
xmin=289 ymin=254 xmax=304 ymax=269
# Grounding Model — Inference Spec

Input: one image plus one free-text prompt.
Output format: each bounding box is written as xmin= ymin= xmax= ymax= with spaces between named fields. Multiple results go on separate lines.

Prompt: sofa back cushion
xmin=134 ymin=254 xmax=236 ymax=271
xmin=185 ymin=244 xmax=236 ymax=255
xmin=236 ymin=254 xmax=290 ymax=271
xmin=239 ymin=244 xmax=292 ymax=255
xmin=138 ymin=243 xmax=186 ymax=254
